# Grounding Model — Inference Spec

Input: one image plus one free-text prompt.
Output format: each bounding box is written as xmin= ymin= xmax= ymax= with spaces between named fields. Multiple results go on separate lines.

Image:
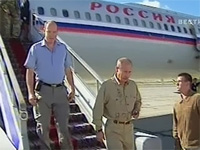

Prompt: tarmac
xmin=135 ymin=84 xmax=179 ymax=150
xmin=138 ymin=84 xmax=179 ymax=118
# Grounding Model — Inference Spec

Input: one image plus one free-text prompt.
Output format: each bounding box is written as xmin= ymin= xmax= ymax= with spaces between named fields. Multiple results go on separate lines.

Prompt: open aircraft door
xmin=190 ymin=23 xmax=200 ymax=51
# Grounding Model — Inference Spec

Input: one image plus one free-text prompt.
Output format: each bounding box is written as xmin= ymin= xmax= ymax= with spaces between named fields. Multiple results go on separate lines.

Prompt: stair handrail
xmin=0 ymin=35 xmax=29 ymax=150
xmin=58 ymin=37 xmax=104 ymax=87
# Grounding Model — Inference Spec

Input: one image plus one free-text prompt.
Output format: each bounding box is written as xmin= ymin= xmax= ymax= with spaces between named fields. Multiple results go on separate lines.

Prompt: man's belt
xmin=113 ymin=120 xmax=131 ymax=125
xmin=41 ymin=81 xmax=63 ymax=87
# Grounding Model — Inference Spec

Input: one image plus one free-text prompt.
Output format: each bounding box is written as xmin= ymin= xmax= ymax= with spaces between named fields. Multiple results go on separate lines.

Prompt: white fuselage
xmin=29 ymin=0 xmax=200 ymax=81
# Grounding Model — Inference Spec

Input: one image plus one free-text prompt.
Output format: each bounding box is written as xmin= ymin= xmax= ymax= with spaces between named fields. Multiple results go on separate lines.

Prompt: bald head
xmin=44 ymin=20 xmax=57 ymax=30
xmin=44 ymin=20 xmax=58 ymax=44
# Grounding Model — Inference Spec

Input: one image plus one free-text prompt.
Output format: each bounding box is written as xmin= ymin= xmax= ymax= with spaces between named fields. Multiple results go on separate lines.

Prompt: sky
xmin=104 ymin=0 xmax=200 ymax=16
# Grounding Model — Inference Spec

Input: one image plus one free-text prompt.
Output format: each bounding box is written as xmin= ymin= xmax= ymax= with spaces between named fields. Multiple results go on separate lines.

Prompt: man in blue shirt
xmin=24 ymin=21 xmax=74 ymax=150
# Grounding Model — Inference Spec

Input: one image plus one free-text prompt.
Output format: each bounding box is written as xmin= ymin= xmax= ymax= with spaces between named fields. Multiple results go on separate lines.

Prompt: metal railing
xmin=0 ymin=36 xmax=29 ymax=150
xmin=60 ymin=38 xmax=104 ymax=94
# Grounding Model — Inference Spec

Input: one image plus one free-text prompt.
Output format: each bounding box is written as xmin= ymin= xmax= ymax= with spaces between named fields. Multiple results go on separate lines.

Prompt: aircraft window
xmin=96 ymin=13 xmax=101 ymax=21
xmin=141 ymin=20 xmax=146 ymax=27
xmin=37 ymin=7 xmax=44 ymax=15
xmin=62 ymin=10 xmax=69 ymax=17
xmin=124 ymin=18 xmax=130 ymax=25
xmin=85 ymin=12 xmax=91 ymax=20
xmin=149 ymin=21 xmax=154 ymax=28
xmin=133 ymin=19 xmax=138 ymax=26
xmin=74 ymin=11 xmax=80 ymax=19
xmin=177 ymin=26 xmax=181 ymax=33
xmin=106 ymin=15 xmax=111 ymax=22
xmin=164 ymin=24 xmax=168 ymax=31
xmin=115 ymin=16 xmax=121 ymax=24
xmin=157 ymin=23 xmax=162 ymax=29
xmin=171 ymin=25 xmax=175 ymax=32
xmin=189 ymin=28 xmax=193 ymax=35
xmin=50 ymin=8 xmax=57 ymax=16
xmin=183 ymin=27 xmax=188 ymax=34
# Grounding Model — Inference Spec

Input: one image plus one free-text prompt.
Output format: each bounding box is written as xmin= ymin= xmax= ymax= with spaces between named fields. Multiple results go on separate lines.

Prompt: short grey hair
xmin=116 ymin=57 xmax=133 ymax=67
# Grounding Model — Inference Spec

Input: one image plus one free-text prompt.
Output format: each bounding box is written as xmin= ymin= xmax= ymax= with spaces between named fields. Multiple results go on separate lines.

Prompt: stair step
xmin=3 ymin=37 xmax=106 ymax=150
xmin=72 ymin=135 xmax=105 ymax=149
xmin=77 ymin=148 xmax=107 ymax=150
xmin=69 ymin=113 xmax=88 ymax=124
xmin=28 ymin=141 xmax=40 ymax=150
xmin=70 ymin=103 xmax=81 ymax=113
xmin=69 ymin=123 xmax=95 ymax=135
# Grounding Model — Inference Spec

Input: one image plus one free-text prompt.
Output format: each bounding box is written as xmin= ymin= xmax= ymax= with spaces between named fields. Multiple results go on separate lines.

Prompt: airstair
xmin=1 ymin=36 xmax=106 ymax=150
xmin=0 ymin=3 xmax=163 ymax=149
xmin=0 ymin=33 xmax=163 ymax=150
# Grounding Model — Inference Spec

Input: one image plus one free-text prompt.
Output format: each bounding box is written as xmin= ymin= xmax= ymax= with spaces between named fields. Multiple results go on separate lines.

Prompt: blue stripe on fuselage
xmin=56 ymin=22 xmax=195 ymax=44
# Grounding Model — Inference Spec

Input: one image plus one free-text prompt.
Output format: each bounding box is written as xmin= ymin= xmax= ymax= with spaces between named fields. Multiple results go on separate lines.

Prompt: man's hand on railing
xmin=68 ymin=90 xmax=75 ymax=102
xmin=28 ymin=94 xmax=38 ymax=106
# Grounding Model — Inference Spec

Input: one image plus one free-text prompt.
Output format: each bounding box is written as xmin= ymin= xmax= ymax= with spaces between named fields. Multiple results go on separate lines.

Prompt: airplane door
xmin=190 ymin=23 xmax=200 ymax=51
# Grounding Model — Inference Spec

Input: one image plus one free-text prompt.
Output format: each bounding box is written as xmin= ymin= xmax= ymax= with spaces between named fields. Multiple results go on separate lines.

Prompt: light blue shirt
xmin=24 ymin=39 xmax=72 ymax=84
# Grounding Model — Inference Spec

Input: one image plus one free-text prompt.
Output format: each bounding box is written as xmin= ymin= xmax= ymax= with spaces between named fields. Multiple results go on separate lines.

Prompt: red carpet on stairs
xmin=9 ymin=38 xmax=61 ymax=150
xmin=9 ymin=39 xmax=27 ymax=75
xmin=50 ymin=112 xmax=61 ymax=149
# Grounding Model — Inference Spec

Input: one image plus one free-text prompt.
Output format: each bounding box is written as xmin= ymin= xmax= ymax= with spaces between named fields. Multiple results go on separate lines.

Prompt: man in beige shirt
xmin=173 ymin=73 xmax=200 ymax=150
xmin=93 ymin=57 xmax=142 ymax=150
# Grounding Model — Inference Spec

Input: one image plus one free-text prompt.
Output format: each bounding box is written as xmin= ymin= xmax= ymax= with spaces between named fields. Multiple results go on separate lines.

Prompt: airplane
xmin=29 ymin=0 xmax=200 ymax=82
xmin=1 ymin=1 xmax=199 ymax=149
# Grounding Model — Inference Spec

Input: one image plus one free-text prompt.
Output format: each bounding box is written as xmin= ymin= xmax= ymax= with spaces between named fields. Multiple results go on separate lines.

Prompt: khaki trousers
xmin=105 ymin=120 xmax=134 ymax=150
xmin=36 ymin=85 xmax=73 ymax=150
